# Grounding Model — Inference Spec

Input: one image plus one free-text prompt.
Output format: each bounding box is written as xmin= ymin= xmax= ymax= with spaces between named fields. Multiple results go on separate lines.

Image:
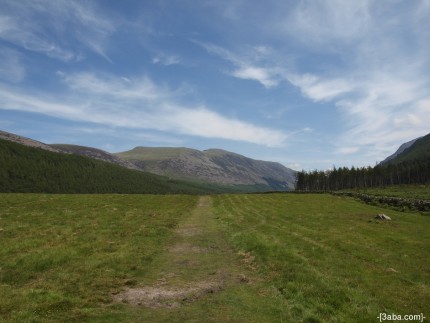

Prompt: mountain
xmin=0 ymin=138 xmax=234 ymax=194
xmin=382 ymin=133 xmax=430 ymax=165
xmin=115 ymin=147 xmax=296 ymax=190
xmin=50 ymin=144 xmax=139 ymax=170
xmin=380 ymin=137 xmax=421 ymax=165
xmin=0 ymin=131 xmax=295 ymax=194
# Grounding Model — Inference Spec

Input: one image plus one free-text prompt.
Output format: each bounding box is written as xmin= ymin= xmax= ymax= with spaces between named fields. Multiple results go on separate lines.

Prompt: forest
xmin=295 ymin=159 xmax=430 ymax=191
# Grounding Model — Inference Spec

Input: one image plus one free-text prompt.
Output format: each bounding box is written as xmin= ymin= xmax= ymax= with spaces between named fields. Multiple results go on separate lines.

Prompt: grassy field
xmin=213 ymin=194 xmax=430 ymax=321
xmin=0 ymin=193 xmax=429 ymax=322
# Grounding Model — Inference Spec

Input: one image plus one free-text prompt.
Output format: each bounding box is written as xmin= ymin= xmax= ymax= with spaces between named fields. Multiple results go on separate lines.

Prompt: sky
xmin=0 ymin=0 xmax=429 ymax=170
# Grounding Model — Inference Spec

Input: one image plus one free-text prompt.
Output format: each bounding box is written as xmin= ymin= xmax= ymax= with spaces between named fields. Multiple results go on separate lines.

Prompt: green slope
xmin=386 ymin=132 xmax=430 ymax=164
xmin=0 ymin=139 xmax=228 ymax=194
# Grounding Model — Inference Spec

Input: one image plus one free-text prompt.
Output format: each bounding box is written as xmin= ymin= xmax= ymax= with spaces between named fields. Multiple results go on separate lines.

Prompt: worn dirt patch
xmin=113 ymin=280 xmax=224 ymax=308
xmin=168 ymin=243 xmax=209 ymax=253
xmin=238 ymin=250 xmax=257 ymax=270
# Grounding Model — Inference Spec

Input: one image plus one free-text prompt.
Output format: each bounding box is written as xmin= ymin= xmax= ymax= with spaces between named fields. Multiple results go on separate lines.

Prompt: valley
xmin=0 ymin=130 xmax=429 ymax=321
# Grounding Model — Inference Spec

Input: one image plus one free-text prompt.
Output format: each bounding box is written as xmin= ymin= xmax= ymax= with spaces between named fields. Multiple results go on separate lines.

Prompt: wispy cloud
xmin=0 ymin=72 xmax=287 ymax=147
xmin=57 ymin=71 xmax=172 ymax=101
xmin=195 ymin=41 xmax=282 ymax=88
xmin=152 ymin=54 xmax=181 ymax=66
xmin=0 ymin=0 xmax=115 ymax=62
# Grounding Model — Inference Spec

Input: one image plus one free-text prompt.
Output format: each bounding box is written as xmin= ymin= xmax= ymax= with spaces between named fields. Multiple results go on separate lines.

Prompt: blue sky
xmin=0 ymin=0 xmax=429 ymax=170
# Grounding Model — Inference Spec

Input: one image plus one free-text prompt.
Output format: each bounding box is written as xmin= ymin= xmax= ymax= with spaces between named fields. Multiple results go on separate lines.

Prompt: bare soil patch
xmin=113 ymin=280 xmax=224 ymax=308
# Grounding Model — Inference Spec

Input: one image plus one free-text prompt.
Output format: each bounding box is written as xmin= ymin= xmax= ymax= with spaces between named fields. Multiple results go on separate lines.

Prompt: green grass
xmin=1 ymin=193 xmax=429 ymax=322
xmin=213 ymin=194 xmax=430 ymax=322
xmin=0 ymin=194 xmax=198 ymax=322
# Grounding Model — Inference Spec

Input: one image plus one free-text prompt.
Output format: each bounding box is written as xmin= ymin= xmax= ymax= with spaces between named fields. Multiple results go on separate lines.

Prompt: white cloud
xmin=287 ymin=74 xmax=354 ymax=102
xmin=230 ymin=66 xmax=278 ymax=88
xmin=196 ymin=41 xmax=282 ymax=88
xmin=160 ymin=105 xmax=286 ymax=146
xmin=0 ymin=72 xmax=287 ymax=147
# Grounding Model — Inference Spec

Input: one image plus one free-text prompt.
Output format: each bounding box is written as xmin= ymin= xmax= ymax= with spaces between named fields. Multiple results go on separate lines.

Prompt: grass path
xmin=113 ymin=196 xmax=262 ymax=321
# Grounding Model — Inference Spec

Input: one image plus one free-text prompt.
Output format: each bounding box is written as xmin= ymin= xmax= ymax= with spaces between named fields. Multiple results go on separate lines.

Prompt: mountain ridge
xmin=0 ymin=130 xmax=296 ymax=192
xmin=382 ymin=133 xmax=430 ymax=165
xmin=0 ymin=130 xmax=59 ymax=153
xmin=380 ymin=137 xmax=421 ymax=165
xmin=50 ymin=144 xmax=139 ymax=170
xmin=116 ymin=146 xmax=296 ymax=190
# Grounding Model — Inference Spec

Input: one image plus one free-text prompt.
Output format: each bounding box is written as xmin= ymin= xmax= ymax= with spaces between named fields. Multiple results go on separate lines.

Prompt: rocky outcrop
xmin=375 ymin=214 xmax=391 ymax=220
xmin=0 ymin=130 xmax=59 ymax=152
xmin=332 ymin=192 xmax=430 ymax=212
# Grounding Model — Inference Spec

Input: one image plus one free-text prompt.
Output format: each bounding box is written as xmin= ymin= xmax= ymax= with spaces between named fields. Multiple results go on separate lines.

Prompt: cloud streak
xmin=152 ymin=54 xmax=181 ymax=66
xmin=0 ymin=72 xmax=287 ymax=147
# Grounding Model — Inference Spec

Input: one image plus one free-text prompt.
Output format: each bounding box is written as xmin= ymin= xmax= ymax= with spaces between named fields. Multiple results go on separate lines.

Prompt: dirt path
xmin=113 ymin=196 xmax=250 ymax=308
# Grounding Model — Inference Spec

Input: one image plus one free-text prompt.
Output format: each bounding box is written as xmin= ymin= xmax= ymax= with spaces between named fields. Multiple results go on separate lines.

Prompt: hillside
xmin=0 ymin=139 xmax=228 ymax=194
xmin=383 ymin=133 xmax=430 ymax=165
xmin=380 ymin=137 xmax=420 ymax=164
xmin=116 ymin=147 xmax=296 ymax=190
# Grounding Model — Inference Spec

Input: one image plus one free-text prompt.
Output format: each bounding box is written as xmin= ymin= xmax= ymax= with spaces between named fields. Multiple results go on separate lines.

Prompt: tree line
xmin=295 ymin=159 xmax=430 ymax=191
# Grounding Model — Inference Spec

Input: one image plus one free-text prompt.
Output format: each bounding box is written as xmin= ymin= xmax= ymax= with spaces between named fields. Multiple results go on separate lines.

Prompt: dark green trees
xmin=296 ymin=161 xmax=430 ymax=191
